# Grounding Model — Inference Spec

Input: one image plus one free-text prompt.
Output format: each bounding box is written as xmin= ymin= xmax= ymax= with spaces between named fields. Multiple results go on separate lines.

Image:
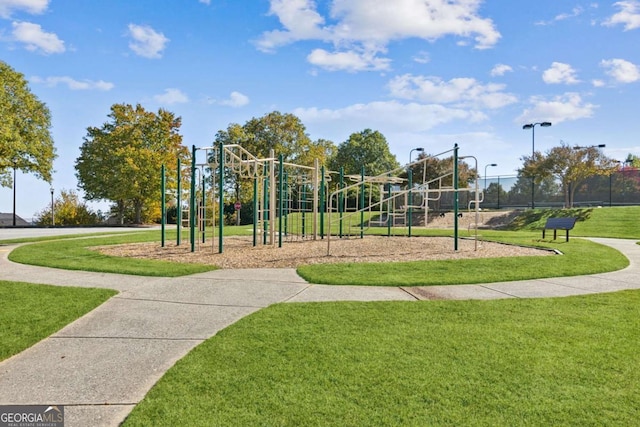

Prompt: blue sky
xmin=1 ymin=0 xmax=639 ymax=220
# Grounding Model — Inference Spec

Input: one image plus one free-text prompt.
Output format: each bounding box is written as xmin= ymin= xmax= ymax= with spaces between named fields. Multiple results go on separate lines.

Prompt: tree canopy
xmin=75 ymin=103 xmax=187 ymax=223
xmin=329 ymin=129 xmax=399 ymax=176
xmin=520 ymin=141 xmax=618 ymax=207
xmin=0 ymin=60 xmax=56 ymax=188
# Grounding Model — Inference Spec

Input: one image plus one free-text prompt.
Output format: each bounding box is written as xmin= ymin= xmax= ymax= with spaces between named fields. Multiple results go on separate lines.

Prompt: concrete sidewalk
xmin=0 ymin=237 xmax=638 ymax=426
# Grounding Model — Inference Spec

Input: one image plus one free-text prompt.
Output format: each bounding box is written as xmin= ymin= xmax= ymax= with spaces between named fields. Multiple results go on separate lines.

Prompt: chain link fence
xmin=430 ymin=169 xmax=640 ymax=211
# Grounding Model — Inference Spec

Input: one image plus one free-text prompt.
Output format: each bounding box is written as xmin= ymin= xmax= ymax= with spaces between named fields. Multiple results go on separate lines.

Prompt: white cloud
xmin=517 ymin=93 xmax=597 ymax=124
xmin=600 ymin=58 xmax=640 ymax=83
xmin=388 ymin=74 xmax=517 ymax=109
xmin=219 ymin=91 xmax=250 ymax=107
xmin=30 ymin=76 xmax=114 ymax=91
xmin=256 ymin=0 xmax=501 ymax=71
xmin=603 ymin=1 xmax=640 ymax=30
xmin=412 ymin=51 xmax=430 ymax=64
xmin=591 ymin=79 xmax=606 ymax=87
xmin=127 ymin=24 xmax=169 ymax=59
xmin=11 ymin=21 xmax=64 ymax=54
xmin=307 ymin=48 xmax=390 ymax=72
xmin=490 ymin=64 xmax=513 ymax=77
xmin=0 ymin=0 xmax=48 ymax=18
xmin=294 ymin=100 xmax=486 ymax=135
xmin=154 ymin=88 xmax=188 ymax=105
xmin=542 ymin=62 xmax=581 ymax=84
xmin=199 ymin=0 xmax=211 ymax=4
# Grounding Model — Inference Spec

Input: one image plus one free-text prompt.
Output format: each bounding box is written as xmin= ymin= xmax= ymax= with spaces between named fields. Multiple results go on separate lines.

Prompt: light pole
xmin=50 ymin=187 xmax=54 ymax=226
xmin=484 ymin=163 xmax=497 ymax=191
xmin=522 ymin=121 xmax=552 ymax=209
xmin=409 ymin=147 xmax=424 ymax=165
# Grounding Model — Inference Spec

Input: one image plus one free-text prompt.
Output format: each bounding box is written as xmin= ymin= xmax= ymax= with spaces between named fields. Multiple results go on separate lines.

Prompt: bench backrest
xmin=544 ymin=217 xmax=577 ymax=230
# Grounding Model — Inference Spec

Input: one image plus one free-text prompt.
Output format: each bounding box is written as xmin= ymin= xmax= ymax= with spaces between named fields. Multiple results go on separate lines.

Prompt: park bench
xmin=542 ymin=217 xmax=578 ymax=241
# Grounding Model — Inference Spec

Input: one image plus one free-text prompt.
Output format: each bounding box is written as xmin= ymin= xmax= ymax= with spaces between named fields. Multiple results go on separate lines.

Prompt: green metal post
xmin=253 ymin=176 xmax=258 ymax=246
xmin=453 ymin=143 xmax=459 ymax=251
xmin=177 ymin=158 xmax=181 ymax=246
xmin=278 ymin=154 xmax=284 ymax=248
xmin=360 ymin=166 xmax=365 ymax=239
xmin=190 ymin=145 xmax=196 ymax=252
xmin=339 ymin=167 xmax=344 ymax=238
xmin=408 ymin=168 xmax=413 ymax=237
xmin=161 ymin=164 xmax=166 ymax=247
xmin=218 ymin=141 xmax=224 ymax=254
xmin=387 ymin=173 xmax=392 ymax=237
xmin=202 ymin=170 xmax=206 ymax=244
xmin=320 ymin=166 xmax=325 ymax=239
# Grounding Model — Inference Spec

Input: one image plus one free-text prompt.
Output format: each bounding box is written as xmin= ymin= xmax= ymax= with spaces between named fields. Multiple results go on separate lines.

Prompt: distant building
xmin=0 ymin=213 xmax=30 ymax=226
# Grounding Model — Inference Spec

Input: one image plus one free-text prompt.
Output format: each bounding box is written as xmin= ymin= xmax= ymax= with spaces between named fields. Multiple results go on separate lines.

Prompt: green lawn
xmin=7 ymin=231 xmax=217 ymax=277
xmin=124 ymin=292 xmax=640 ymax=426
xmin=0 ymin=281 xmax=116 ymax=361
xmin=297 ymin=234 xmax=629 ymax=286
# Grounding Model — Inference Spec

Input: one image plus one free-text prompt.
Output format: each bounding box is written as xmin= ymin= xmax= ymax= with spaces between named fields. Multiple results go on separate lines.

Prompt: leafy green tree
xmin=0 ymin=60 xmax=56 ymax=189
xmin=329 ymin=129 xmax=399 ymax=176
xmin=240 ymin=111 xmax=334 ymax=167
xmin=75 ymin=103 xmax=188 ymax=224
xmin=521 ymin=141 xmax=618 ymax=207
xmin=34 ymin=189 xmax=102 ymax=225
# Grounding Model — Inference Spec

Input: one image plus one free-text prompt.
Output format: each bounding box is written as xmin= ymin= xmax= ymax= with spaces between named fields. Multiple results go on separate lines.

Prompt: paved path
xmin=0 ymin=237 xmax=639 ymax=426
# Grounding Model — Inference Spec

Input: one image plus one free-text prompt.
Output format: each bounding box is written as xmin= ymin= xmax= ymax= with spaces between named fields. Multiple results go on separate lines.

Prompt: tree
xmin=34 ymin=189 xmax=102 ymax=225
xmin=75 ymin=103 xmax=188 ymax=224
xmin=521 ymin=141 xmax=618 ymax=207
xmin=240 ymin=111 xmax=334 ymax=167
xmin=329 ymin=129 xmax=399 ymax=176
xmin=0 ymin=60 xmax=56 ymax=189
xmin=408 ymin=152 xmax=476 ymax=187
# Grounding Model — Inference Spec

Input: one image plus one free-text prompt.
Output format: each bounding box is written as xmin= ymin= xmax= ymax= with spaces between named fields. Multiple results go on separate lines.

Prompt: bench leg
xmin=543 ymin=229 xmax=546 ymax=239
xmin=554 ymin=229 xmax=557 ymax=240
xmin=566 ymin=230 xmax=569 ymax=241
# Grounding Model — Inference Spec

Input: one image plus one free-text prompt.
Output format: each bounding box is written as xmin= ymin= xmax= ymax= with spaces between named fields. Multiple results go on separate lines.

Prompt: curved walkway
xmin=0 ymin=237 xmax=639 ymax=427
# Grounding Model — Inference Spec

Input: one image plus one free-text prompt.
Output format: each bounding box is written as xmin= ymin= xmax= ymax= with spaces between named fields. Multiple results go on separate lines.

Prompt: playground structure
xmin=160 ymin=143 xmax=484 ymax=255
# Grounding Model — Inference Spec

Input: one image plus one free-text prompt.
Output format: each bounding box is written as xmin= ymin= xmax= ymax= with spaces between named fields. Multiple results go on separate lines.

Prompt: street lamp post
xmin=50 ymin=187 xmax=54 ymax=226
xmin=409 ymin=147 xmax=424 ymax=165
xmin=522 ymin=121 xmax=552 ymax=209
xmin=484 ymin=163 xmax=497 ymax=191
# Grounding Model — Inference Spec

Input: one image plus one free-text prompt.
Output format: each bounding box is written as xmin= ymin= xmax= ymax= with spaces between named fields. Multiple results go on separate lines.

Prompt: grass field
xmin=123 ymin=292 xmax=640 ymax=426
xmin=0 ymin=281 xmax=116 ymax=361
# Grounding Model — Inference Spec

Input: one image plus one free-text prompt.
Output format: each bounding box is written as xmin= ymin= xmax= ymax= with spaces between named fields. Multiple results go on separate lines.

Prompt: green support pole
xmin=202 ymin=171 xmax=206 ymax=244
xmin=387 ymin=173 xmax=392 ymax=237
xmin=218 ymin=141 xmax=224 ymax=254
xmin=408 ymin=168 xmax=413 ymax=237
xmin=339 ymin=167 xmax=344 ymax=238
xmin=453 ymin=143 xmax=459 ymax=251
xmin=253 ymin=176 xmax=258 ymax=247
xmin=278 ymin=154 xmax=284 ymax=248
xmin=161 ymin=164 xmax=166 ymax=247
xmin=177 ymin=158 xmax=181 ymax=246
xmin=360 ymin=166 xmax=365 ymax=239
xmin=320 ymin=166 xmax=325 ymax=239
xmin=190 ymin=145 xmax=196 ymax=252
